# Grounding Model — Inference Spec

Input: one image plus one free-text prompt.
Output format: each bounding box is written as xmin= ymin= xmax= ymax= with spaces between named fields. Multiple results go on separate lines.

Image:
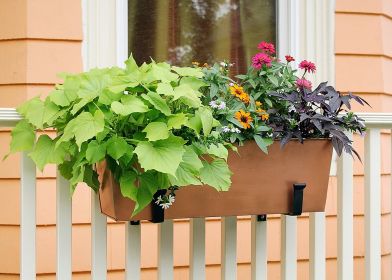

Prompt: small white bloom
xmin=220 ymin=62 xmax=227 ymax=67
xmin=229 ymin=82 xmax=234 ymax=87
xmin=222 ymin=126 xmax=231 ymax=133
xmin=161 ymin=203 xmax=171 ymax=210
xmin=217 ymin=101 xmax=226 ymax=110
xmin=155 ymin=195 xmax=163 ymax=205
xmin=231 ymin=127 xmax=241 ymax=133
xmin=124 ymin=90 xmax=129 ymax=95
xmin=209 ymin=100 xmax=218 ymax=109
xmin=229 ymin=63 xmax=235 ymax=67
xmin=168 ymin=194 xmax=175 ymax=204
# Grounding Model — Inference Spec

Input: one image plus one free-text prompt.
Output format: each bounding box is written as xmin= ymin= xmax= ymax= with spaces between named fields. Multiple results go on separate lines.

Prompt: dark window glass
xmin=128 ymin=0 xmax=276 ymax=74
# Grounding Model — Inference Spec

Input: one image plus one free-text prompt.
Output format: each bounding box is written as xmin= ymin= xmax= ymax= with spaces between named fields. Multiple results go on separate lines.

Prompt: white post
xmin=158 ymin=220 xmax=174 ymax=280
xmin=190 ymin=218 xmax=206 ymax=280
xmin=125 ymin=222 xmax=141 ymax=280
xmin=91 ymin=191 xmax=107 ymax=280
xmin=251 ymin=215 xmax=267 ymax=280
xmin=337 ymin=132 xmax=353 ymax=280
xmin=56 ymin=173 xmax=72 ymax=280
xmin=309 ymin=212 xmax=325 ymax=280
xmin=364 ymin=129 xmax=381 ymax=280
xmin=221 ymin=216 xmax=237 ymax=280
xmin=20 ymin=152 xmax=36 ymax=279
xmin=281 ymin=215 xmax=297 ymax=280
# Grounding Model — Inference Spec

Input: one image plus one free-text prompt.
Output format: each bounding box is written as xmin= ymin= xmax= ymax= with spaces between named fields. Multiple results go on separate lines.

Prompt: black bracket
xmin=288 ymin=183 xmax=306 ymax=216
xmin=130 ymin=220 xmax=140 ymax=225
xmin=150 ymin=189 xmax=167 ymax=223
xmin=257 ymin=214 xmax=267 ymax=222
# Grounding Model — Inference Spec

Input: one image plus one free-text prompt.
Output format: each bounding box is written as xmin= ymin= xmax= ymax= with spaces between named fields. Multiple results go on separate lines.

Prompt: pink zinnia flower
xmin=257 ymin=41 xmax=276 ymax=54
xmin=296 ymin=78 xmax=312 ymax=90
xmin=252 ymin=53 xmax=272 ymax=69
xmin=285 ymin=55 xmax=295 ymax=62
xmin=299 ymin=60 xmax=316 ymax=73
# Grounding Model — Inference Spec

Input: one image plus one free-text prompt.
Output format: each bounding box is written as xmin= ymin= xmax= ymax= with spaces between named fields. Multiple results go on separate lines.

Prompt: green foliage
xmin=8 ymin=56 xmax=231 ymax=216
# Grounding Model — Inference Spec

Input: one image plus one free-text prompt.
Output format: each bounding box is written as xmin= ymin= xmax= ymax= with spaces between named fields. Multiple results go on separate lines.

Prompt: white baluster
xmin=337 ymin=132 xmax=353 ymax=280
xmin=221 ymin=216 xmax=237 ymax=280
xmin=190 ymin=218 xmax=205 ymax=280
xmin=364 ymin=129 xmax=381 ymax=280
xmin=281 ymin=215 xmax=297 ymax=280
xmin=125 ymin=221 xmax=141 ymax=280
xmin=309 ymin=212 xmax=325 ymax=280
xmin=56 ymin=173 xmax=72 ymax=280
xmin=251 ymin=215 xmax=267 ymax=280
xmin=158 ymin=220 xmax=174 ymax=280
xmin=20 ymin=152 xmax=36 ymax=279
xmin=91 ymin=191 xmax=107 ymax=280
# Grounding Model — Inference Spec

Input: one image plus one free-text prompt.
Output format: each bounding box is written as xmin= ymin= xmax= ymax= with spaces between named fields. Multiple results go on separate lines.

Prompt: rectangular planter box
xmin=98 ymin=139 xmax=333 ymax=221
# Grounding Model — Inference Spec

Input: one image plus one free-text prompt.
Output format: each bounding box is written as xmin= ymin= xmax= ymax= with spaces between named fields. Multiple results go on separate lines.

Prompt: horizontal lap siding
xmin=0 ymin=0 xmax=83 ymax=277
xmin=335 ymin=1 xmax=392 ymax=280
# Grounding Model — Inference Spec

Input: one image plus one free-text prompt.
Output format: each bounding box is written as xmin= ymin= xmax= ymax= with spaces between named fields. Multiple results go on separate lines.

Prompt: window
xmin=128 ymin=0 xmax=276 ymax=74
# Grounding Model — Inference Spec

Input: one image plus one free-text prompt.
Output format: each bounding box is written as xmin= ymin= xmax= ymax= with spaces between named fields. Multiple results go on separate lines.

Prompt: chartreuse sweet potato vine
xmin=7 ymin=56 xmax=233 ymax=215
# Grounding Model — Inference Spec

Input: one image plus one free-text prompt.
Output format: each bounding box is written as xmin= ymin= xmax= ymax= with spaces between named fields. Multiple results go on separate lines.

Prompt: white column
xmin=364 ymin=129 xmax=381 ymax=280
xmin=190 ymin=218 xmax=206 ymax=280
xmin=251 ymin=215 xmax=267 ymax=280
xmin=56 ymin=174 xmax=72 ymax=280
xmin=158 ymin=220 xmax=174 ymax=280
xmin=309 ymin=212 xmax=325 ymax=280
xmin=221 ymin=216 xmax=237 ymax=280
xmin=91 ymin=191 xmax=107 ymax=280
xmin=281 ymin=216 xmax=297 ymax=280
xmin=125 ymin=222 xmax=141 ymax=280
xmin=20 ymin=152 xmax=36 ymax=279
xmin=337 ymin=132 xmax=353 ymax=280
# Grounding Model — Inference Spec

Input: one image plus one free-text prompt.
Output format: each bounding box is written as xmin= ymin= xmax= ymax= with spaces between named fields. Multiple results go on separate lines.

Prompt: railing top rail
xmin=1 ymin=108 xmax=392 ymax=128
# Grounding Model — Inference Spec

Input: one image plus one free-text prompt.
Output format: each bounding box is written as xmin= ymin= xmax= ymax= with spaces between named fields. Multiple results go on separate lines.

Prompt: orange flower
xmin=235 ymin=110 xmax=253 ymax=129
xmin=256 ymin=108 xmax=269 ymax=121
xmin=230 ymin=84 xmax=250 ymax=104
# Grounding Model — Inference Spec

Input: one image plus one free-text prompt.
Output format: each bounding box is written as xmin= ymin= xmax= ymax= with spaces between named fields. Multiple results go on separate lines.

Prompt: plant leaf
xmin=200 ymin=159 xmax=232 ymax=191
xmin=132 ymin=171 xmax=159 ymax=216
xmin=106 ymin=136 xmax=133 ymax=160
xmin=72 ymin=110 xmax=105 ymax=148
xmin=198 ymin=107 xmax=213 ymax=135
xmin=134 ymin=135 xmax=186 ymax=176
xmin=207 ymin=143 xmax=228 ymax=160
xmin=172 ymin=66 xmax=204 ymax=78
xmin=119 ymin=171 xmax=138 ymax=201
xmin=86 ymin=140 xmax=107 ymax=163
xmin=141 ymin=91 xmax=171 ymax=116
xmin=143 ymin=122 xmax=170 ymax=141
xmin=8 ymin=120 xmax=35 ymax=154
xmin=253 ymin=135 xmax=273 ymax=154
xmin=167 ymin=113 xmax=188 ymax=129
xmin=111 ymin=95 xmax=149 ymax=116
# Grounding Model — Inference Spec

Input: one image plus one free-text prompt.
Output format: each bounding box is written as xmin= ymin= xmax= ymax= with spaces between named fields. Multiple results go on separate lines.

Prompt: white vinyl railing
xmin=0 ymin=108 xmax=391 ymax=280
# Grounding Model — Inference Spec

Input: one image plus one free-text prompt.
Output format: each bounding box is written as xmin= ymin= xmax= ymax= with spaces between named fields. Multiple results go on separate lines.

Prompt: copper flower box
xmin=98 ymin=139 xmax=333 ymax=221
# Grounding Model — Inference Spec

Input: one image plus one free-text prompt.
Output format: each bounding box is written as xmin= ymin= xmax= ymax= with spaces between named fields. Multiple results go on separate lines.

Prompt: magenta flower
xmin=252 ymin=53 xmax=272 ymax=69
xmin=285 ymin=55 xmax=295 ymax=62
xmin=299 ymin=60 xmax=316 ymax=73
xmin=257 ymin=41 xmax=276 ymax=54
xmin=296 ymin=78 xmax=312 ymax=90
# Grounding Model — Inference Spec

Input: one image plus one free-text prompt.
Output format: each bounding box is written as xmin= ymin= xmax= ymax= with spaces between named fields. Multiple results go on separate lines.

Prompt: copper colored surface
xmin=98 ymin=139 xmax=333 ymax=221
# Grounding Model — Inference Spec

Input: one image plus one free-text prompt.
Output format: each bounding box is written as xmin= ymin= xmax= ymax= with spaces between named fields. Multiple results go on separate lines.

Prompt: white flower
xmin=155 ymin=195 xmax=163 ymax=205
xmin=217 ymin=101 xmax=226 ymax=110
xmin=220 ymin=62 xmax=227 ymax=67
xmin=229 ymin=82 xmax=234 ymax=87
xmin=209 ymin=100 xmax=218 ymax=109
xmin=161 ymin=203 xmax=171 ymax=210
xmin=222 ymin=126 xmax=231 ymax=133
xmin=168 ymin=194 xmax=175 ymax=204
xmin=231 ymin=127 xmax=241 ymax=133
xmin=124 ymin=90 xmax=129 ymax=95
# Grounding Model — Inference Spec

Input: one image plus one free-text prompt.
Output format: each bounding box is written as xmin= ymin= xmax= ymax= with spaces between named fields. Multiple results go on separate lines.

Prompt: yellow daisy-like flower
xmin=255 ymin=101 xmax=263 ymax=107
xmin=230 ymin=84 xmax=250 ymax=104
xmin=256 ymin=108 xmax=269 ymax=121
xmin=235 ymin=110 xmax=253 ymax=129
xmin=192 ymin=61 xmax=200 ymax=67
